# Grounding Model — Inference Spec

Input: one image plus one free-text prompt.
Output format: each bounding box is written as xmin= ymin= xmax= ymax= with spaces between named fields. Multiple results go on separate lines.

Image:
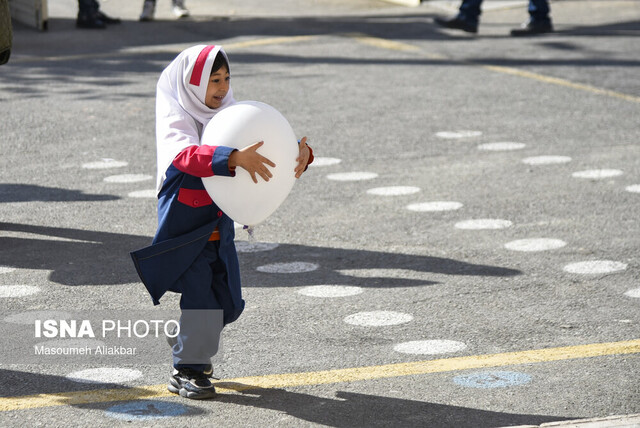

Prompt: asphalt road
xmin=1 ymin=0 xmax=639 ymax=426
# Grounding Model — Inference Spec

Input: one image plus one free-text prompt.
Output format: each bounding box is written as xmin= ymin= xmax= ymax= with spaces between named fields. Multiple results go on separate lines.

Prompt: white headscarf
xmin=155 ymin=45 xmax=236 ymax=192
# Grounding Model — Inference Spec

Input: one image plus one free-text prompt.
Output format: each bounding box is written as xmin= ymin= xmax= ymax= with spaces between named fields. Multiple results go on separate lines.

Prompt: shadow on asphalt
xmin=4 ymin=49 xmax=639 ymax=103
xmin=0 ymin=370 xmax=572 ymax=426
xmin=216 ymin=383 xmax=573 ymax=427
xmin=0 ymin=184 xmax=119 ymax=203
xmin=0 ymin=368 xmax=147 ymax=397
xmin=0 ymin=369 xmax=206 ymax=418
xmin=12 ymin=13 xmax=445 ymax=51
xmin=5 ymin=14 xmax=639 ymax=103
xmin=0 ymin=222 xmax=520 ymax=287
xmin=240 ymin=242 xmax=521 ymax=288
xmin=0 ymin=222 xmax=148 ymax=286
xmin=9 ymin=12 xmax=640 ymax=59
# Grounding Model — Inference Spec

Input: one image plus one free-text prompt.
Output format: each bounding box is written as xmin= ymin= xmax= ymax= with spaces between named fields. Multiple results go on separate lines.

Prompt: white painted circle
xmin=435 ymin=130 xmax=482 ymax=139
xmin=624 ymin=288 xmax=640 ymax=299
xmin=454 ymin=371 xmax=532 ymax=388
xmin=625 ymin=184 xmax=640 ymax=193
xmin=82 ymin=159 xmax=129 ymax=169
xmin=522 ymin=156 xmax=572 ymax=165
xmin=344 ymin=311 xmax=413 ymax=327
xmin=235 ymin=241 xmax=279 ymax=253
xmin=298 ymin=285 xmax=363 ymax=298
xmin=4 ymin=310 xmax=73 ymax=324
xmin=310 ymin=157 xmax=342 ymax=167
xmin=257 ymin=262 xmax=319 ymax=274
xmin=326 ymin=172 xmax=378 ymax=181
xmin=128 ymin=189 xmax=157 ymax=198
xmin=0 ymin=266 xmax=16 ymax=274
xmin=455 ymin=219 xmax=512 ymax=230
xmin=572 ymin=169 xmax=623 ymax=179
xmin=367 ymin=186 xmax=421 ymax=196
xmin=0 ymin=285 xmax=40 ymax=298
xmin=105 ymin=401 xmax=189 ymax=421
xmin=66 ymin=367 xmax=143 ymax=384
xmin=407 ymin=201 xmax=463 ymax=212
xmin=393 ymin=340 xmax=467 ymax=355
xmin=478 ymin=142 xmax=526 ymax=151
xmin=103 ymin=174 xmax=153 ymax=183
xmin=504 ymin=238 xmax=566 ymax=252
xmin=563 ymin=260 xmax=627 ymax=274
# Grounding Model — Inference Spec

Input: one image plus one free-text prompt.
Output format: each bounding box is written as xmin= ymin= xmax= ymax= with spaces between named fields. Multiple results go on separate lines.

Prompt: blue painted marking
xmin=453 ymin=371 xmax=532 ymax=388
xmin=104 ymin=400 xmax=188 ymax=421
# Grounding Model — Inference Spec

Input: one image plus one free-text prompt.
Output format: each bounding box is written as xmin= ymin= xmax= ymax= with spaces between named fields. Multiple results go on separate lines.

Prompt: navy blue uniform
xmin=131 ymin=144 xmax=244 ymax=370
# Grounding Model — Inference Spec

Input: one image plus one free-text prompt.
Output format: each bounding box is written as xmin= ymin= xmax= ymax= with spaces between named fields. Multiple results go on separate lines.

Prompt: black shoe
xmin=168 ymin=368 xmax=217 ymax=399
xmin=76 ymin=14 xmax=106 ymax=29
xmin=0 ymin=49 xmax=10 ymax=66
xmin=166 ymin=328 xmax=215 ymax=378
xmin=510 ymin=19 xmax=553 ymax=36
xmin=434 ymin=16 xmax=478 ymax=33
xmin=97 ymin=11 xmax=121 ymax=24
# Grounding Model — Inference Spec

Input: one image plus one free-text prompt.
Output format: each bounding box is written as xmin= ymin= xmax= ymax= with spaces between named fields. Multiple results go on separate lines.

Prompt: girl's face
xmin=205 ymin=65 xmax=230 ymax=109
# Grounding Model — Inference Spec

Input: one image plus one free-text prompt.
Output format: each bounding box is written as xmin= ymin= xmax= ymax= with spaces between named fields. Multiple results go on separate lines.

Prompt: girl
xmin=131 ymin=45 xmax=313 ymax=399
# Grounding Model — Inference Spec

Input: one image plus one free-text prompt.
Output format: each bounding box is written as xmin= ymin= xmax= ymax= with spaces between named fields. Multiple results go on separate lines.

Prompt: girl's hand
xmin=229 ymin=141 xmax=276 ymax=183
xmin=295 ymin=137 xmax=310 ymax=179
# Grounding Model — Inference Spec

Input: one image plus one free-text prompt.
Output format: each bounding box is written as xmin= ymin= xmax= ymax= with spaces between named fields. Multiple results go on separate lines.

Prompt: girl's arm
xmin=172 ymin=144 xmax=237 ymax=177
xmin=172 ymin=141 xmax=276 ymax=183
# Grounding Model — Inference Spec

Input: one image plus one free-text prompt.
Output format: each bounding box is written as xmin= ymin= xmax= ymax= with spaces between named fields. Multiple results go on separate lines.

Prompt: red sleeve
xmin=172 ymin=145 xmax=236 ymax=177
xmin=305 ymin=145 xmax=314 ymax=171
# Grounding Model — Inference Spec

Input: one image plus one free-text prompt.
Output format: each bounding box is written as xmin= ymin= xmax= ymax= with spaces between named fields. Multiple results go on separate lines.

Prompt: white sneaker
xmin=139 ymin=0 xmax=155 ymax=21
xmin=172 ymin=0 xmax=189 ymax=18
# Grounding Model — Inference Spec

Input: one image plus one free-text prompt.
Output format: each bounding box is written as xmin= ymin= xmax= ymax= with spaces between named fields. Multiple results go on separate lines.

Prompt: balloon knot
xmin=244 ymin=225 xmax=255 ymax=242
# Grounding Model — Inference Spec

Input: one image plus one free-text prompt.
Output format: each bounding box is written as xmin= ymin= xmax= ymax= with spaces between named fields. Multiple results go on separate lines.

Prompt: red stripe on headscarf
xmin=189 ymin=45 xmax=216 ymax=86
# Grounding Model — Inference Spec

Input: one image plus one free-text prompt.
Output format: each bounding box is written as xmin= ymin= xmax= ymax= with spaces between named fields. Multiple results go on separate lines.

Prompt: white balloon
xmin=201 ymin=101 xmax=298 ymax=226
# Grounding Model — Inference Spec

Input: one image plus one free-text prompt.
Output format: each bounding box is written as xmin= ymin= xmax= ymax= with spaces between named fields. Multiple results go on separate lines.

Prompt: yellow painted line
xmin=483 ymin=64 xmax=640 ymax=103
xmin=225 ymin=35 xmax=316 ymax=50
xmin=345 ymin=33 xmax=422 ymax=54
xmin=1 ymin=339 xmax=638 ymax=412
xmin=347 ymin=33 xmax=640 ymax=103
